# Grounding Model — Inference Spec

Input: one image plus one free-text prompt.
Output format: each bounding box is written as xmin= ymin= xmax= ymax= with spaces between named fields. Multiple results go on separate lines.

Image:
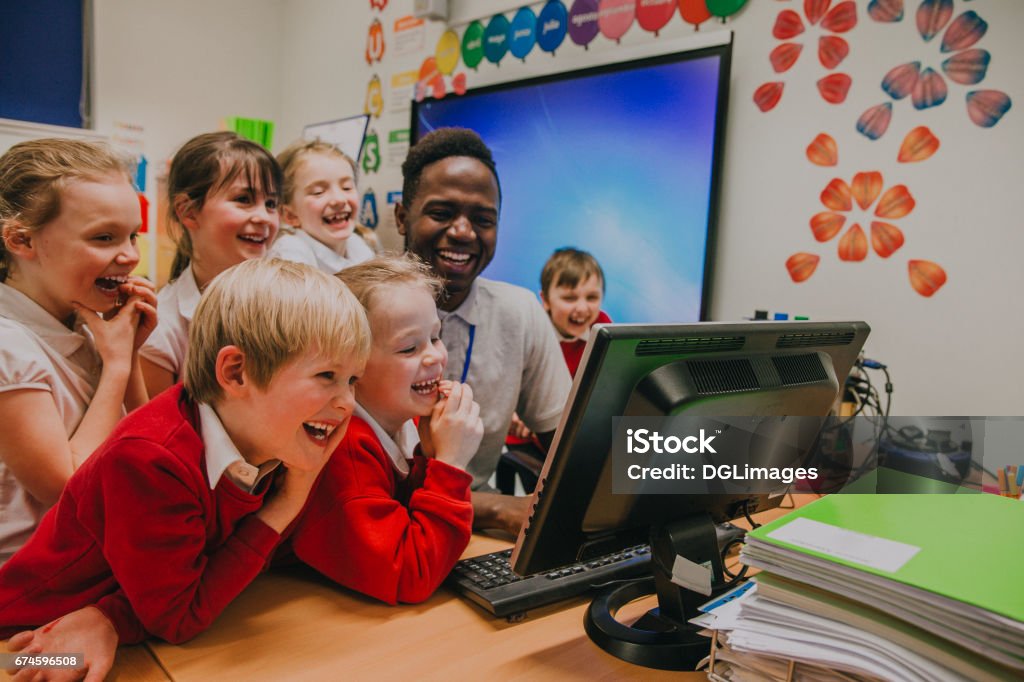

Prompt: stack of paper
xmin=698 ymin=493 xmax=1023 ymax=681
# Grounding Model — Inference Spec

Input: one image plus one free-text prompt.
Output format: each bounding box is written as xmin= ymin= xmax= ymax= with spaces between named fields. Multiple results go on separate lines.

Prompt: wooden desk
xmin=0 ymin=645 xmax=169 ymax=682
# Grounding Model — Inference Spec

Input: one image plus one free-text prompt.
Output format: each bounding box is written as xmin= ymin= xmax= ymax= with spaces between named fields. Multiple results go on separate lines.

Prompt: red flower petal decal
xmin=916 ymin=0 xmax=952 ymax=42
xmin=819 ymin=36 xmax=849 ymax=69
xmin=818 ymin=73 xmax=852 ymax=104
xmin=868 ymin=0 xmax=903 ymax=23
xmin=838 ymin=224 xmax=868 ymax=262
xmin=966 ymin=90 xmax=1013 ymax=128
xmin=882 ymin=61 xmax=920 ymax=100
xmin=898 ymin=126 xmax=940 ymax=163
xmin=770 ymin=43 xmax=803 ymax=73
xmin=911 ymin=67 xmax=948 ymax=110
xmin=821 ymin=1 xmax=857 ymax=33
xmin=754 ymin=82 xmax=785 ymax=112
xmin=773 ymin=10 xmax=805 ymax=39
xmin=942 ymin=49 xmax=990 ymax=86
xmin=852 ymin=171 xmax=883 ymax=210
xmin=941 ymin=10 xmax=987 ymax=54
xmin=787 ymin=253 xmax=821 ymax=282
xmin=908 ymin=260 xmax=947 ymax=296
xmin=821 ymin=178 xmax=852 ymax=211
xmin=805 ymin=0 xmax=831 ymax=26
xmin=811 ymin=212 xmax=845 ymax=242
xmin=875 ymin=185 xmax=915 ymax=218
xmin=857 ymin=103 xmax=893 ymax=140
xmin=806 ymin=133 xmax=838 ymax=166
xmin=870 ymin=221 xmax=905 ymax=258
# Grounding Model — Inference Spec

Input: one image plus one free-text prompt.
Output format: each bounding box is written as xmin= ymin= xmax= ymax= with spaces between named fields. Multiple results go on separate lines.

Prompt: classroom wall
xmin=276 ymin=0 xmax=1023 ymax=417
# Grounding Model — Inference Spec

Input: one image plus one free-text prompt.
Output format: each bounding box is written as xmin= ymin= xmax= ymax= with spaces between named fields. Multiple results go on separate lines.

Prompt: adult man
xmin=396 ymin=128 xmax=571 ymax=536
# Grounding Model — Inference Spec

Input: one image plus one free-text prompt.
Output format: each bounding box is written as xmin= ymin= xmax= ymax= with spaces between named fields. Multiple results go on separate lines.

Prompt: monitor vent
xmin=687 ymin=359 xmax=759 ymax=394
xmin=776 ymin=331 xmax=856 ymax=348
xmin=773 ymin=353 xmax=828 ymax=385
xmin=635 ymin=335 xmax=745 ymax=357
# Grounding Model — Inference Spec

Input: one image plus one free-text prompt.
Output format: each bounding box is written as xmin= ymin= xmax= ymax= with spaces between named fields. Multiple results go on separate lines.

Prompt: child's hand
xmin=73 ymin=280 xmax=157 ymax=372
xmin=421 ymin=382 xmax=483 ymax=471
xmin=119 ymin=276 xmax=158 ymax=353
xmin=507 ymin=412 xmax=533 ymax=440
xmin=5 ymin=606 xmax=117 ymax=682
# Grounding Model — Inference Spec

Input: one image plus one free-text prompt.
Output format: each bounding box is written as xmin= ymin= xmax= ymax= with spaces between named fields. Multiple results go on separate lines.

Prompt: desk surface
xmin=5 ymin=496 xmax=811 ymax=681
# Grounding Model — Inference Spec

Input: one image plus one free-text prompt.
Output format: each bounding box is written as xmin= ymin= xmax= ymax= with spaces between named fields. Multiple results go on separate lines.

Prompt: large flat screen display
xmin=411 ymin=36 xmax=731 ymax=323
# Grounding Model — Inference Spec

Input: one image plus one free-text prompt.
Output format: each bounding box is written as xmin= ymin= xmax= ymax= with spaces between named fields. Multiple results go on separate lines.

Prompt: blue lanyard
xmin=460 ymin=324 xmax=476 ymax=383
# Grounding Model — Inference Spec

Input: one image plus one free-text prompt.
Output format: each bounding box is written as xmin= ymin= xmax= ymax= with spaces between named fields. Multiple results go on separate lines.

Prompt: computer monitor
xmin=511 ymin=320 xmax=870 ymax=670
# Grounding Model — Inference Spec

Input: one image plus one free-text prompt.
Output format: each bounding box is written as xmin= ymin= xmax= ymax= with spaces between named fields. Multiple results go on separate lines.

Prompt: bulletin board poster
xmin=303 ymin=114 xmax=370 ymax=163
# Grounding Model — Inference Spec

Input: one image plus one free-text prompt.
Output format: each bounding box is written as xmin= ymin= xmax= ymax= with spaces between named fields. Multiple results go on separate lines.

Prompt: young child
xmin=0 ymin=138 xmax=156 ymax=563
xmin=139 ymin=131 xmax=281 ymax=397
xmin=0 ymin=258 xmax=370 ymax=679
xmin=319 ymin=254 xmax=479 ymax=604
xmin=539 ymin=247 xmax=611 ymax=377
xmin=269 ymin=139 xmax=375 ymax=273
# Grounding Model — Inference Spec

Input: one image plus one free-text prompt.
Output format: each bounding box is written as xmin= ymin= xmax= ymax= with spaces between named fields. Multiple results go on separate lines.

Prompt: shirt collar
xmin=0 ymin=282 xmax=87 ymax=357
xmin=354 ymin=403 xmax=419 ymax=478
xmin=198 ymin=402 xmax=280 ymax=493
xmin=438 ymin=278 xmax=481 ymax=326
xmin=176 ymin=266 xmax=202 ymax=321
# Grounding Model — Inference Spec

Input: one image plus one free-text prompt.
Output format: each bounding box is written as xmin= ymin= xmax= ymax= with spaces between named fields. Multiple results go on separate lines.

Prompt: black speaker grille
xmin=687 ymin=358 xmax=759 ymax=394
xmin=635 ymin=335 xmax=745 ymax=357
xmin=773 ymin=353 xmax=827 ymax=385
xmin=776 ymin=331 xmax=856 ymax=348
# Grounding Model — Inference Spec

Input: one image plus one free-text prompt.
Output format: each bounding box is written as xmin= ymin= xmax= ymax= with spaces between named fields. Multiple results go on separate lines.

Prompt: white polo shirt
xmin=269 ymin=229 xmax=374 ymax=275
xmin=438 ymin=278 xmax=571 ymax=491
xmin=139 ymin=265 xmax=201 ymax=378
xmin=197 ymin=402 xmax=279 ymax=493
xmin=0 ymin=283 xmax=102 ymax=563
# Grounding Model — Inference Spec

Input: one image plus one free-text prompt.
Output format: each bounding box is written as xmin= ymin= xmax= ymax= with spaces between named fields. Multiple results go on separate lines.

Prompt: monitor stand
xmin=583 ymin=512 xmax=725 ymax=671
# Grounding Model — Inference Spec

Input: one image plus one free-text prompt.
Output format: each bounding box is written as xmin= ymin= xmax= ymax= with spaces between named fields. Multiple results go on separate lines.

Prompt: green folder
xmin=749 ymin=492 xmax=1024 ymax=623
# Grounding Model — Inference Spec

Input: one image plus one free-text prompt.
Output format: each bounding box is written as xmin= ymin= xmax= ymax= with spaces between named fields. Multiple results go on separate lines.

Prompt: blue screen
xmin=413 ymin=50 xmax=725 ymax=323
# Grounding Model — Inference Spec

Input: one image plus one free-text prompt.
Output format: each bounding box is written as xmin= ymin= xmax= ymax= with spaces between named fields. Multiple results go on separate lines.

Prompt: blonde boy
xmin=0 ymin=259 xmax=369 ymax=673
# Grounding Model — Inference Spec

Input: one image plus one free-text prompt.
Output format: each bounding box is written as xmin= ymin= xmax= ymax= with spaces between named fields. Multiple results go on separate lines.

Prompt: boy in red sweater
xmin=0 ymin=258 xmax=370 ymax=678
xmin=318 ymin=254 xmax=479 ymax=605
xmin=539 ymin=247 xmax=611 ymax=378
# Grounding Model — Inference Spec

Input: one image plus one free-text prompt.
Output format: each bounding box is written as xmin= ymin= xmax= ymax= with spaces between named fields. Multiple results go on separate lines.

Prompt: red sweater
xmin=291 ymin=416 xmax=473 ymax=605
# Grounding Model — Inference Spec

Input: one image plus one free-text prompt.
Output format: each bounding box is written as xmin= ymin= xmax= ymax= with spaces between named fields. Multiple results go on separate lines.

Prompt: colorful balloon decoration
xmin=483 ymin=14 xmax=511 ymax=65
xmin=364 ymin=74 xmax=384 ymax=116
xmin=679 ymin=0 xmax=712 ymax=30
xmin=537 ymin=1 xmax=568 ymax=54
xmin=636 ymin=0 xmax=676 ymax=36
xmin=461 ymin=21 xmax=485 ymax=69
xmin=705 ymin=0 xmax=748 ymax=19
xmin=568 ymin=0 xmax=600 ymax=49
xmin=435 ymin=30 xmax=460 ymax=75
xmin=509 ymin=7 xmax=537 ymax=61
xmin=365 ymin=19 xmax=385 ymax=64
xmin=598 ymin=0 xmax=634 ymax=43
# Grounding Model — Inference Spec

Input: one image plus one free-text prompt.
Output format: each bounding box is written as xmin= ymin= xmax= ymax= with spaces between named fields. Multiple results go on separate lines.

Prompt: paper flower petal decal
xmin=754 ymin=82 xmax=785 ymax=112
xmin=852 ymin=171 xmax=883 ymax=210
xmin=773 ymin=9 xmax=805 ymax=39
xmin=786 ymin=253 xmax=820 ymax=282
xmin=911 ymin=67 xmax=947 ymax=110
xmin=875 ymin=185 xmax=915 ymax=218
xmin=804 ymin=0 xmax=830 ymax=26
xmin=966 ymin=89 xmax=1012 ymax=128
xmin=856 ymin=103 xmax=893 ymax=140
xmin=821 ymin=178 xmax=852 ymax=211
xmin=916 ymin=0 xmax=952 ymax=42
xmin=819 ymin=36 xmax=850 ymax=69
xmin=806 ymin=133 xmax=838 ymax=166
xmin=868 ymin=0 xmax=903 ymax=23
xmin=811 ymin=212 xmax=846 ymax=242
xmin=882 ymin=62 xmax=920 ymax=100
xmin=870 ymin=221 xmax=905 ymax=258
xmin=838 ymin=224 xmax=867 ymax=261
xmin=820 ymin=1 xmax=857 ymax=33
xmin=941 ymin=49 xmax=989 ymax=85
xmin=897 ymin=126 xmax=940 ymax=162
xmin=818 ymin=73 xmax=852 ymax=104
xmin=908 ymin=260 xmax=947 ymax=297
xmin=941 ymin=11 xmax=987 ymax=53
xmin=771 ymin=43 xmax=803 ymax=73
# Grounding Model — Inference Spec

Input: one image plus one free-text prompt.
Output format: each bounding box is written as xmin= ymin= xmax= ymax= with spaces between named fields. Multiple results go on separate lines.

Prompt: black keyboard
xmin=447 ymin=545 xmax=651 ymax=618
